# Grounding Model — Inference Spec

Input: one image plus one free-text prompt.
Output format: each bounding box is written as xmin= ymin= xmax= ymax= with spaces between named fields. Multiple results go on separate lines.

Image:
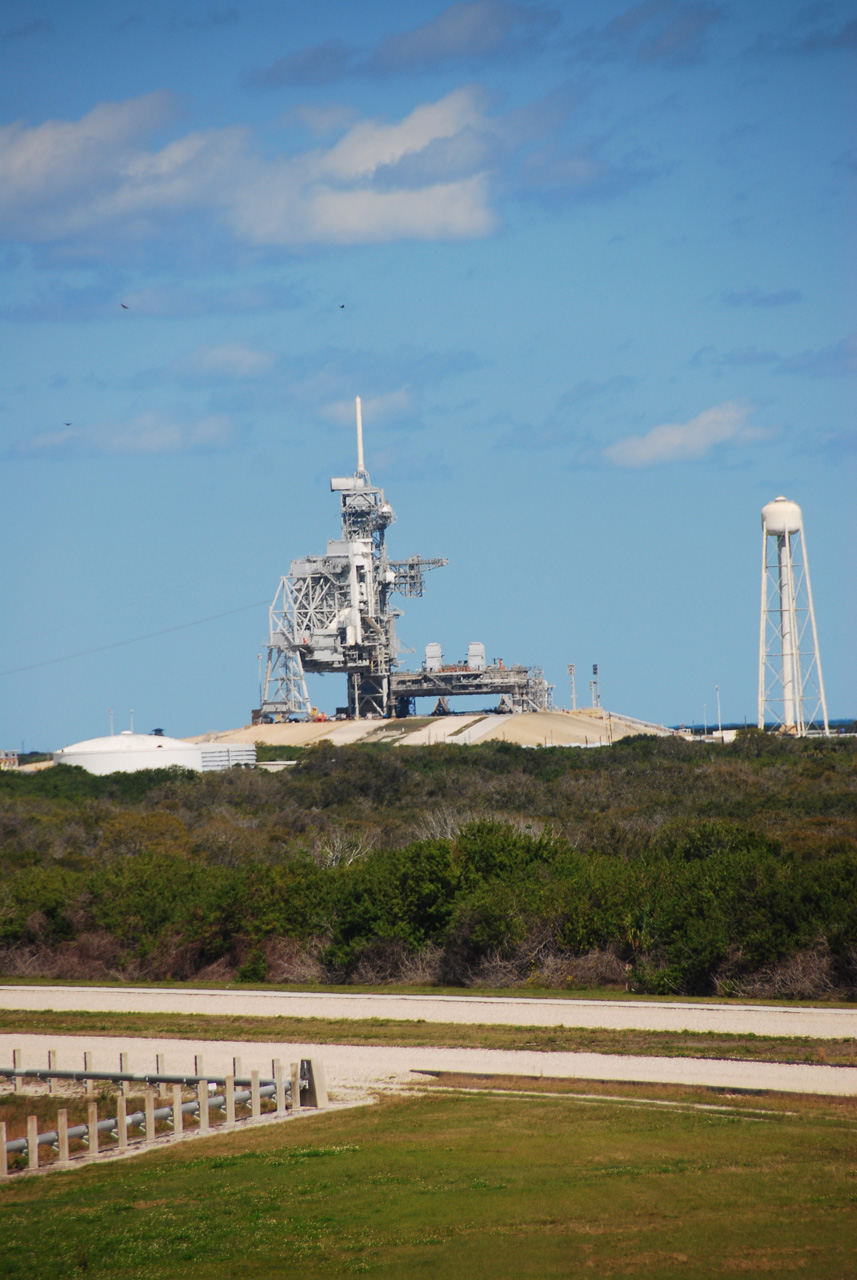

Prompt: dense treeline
xmin=1 ymin=732 xmax=855 ymax=996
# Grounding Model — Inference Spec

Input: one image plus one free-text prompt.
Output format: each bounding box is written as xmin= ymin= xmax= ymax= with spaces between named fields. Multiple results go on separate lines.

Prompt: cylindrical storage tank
xmin=425 ymin=642 xmax=443 ymax=672
xmin=762 ymin=495 xmax=803 ymax=535
xmin=54 ymin=732 xmax=204 ymax=774
xmin=467 ymin=642 xmax=486 ymax=671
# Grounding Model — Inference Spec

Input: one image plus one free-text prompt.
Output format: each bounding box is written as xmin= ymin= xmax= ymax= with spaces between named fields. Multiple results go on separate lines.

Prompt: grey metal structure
xmin=390 ymin=662 xmax=552 ymax=717
xmin=256 ymin=398 xmax=446 ymax=720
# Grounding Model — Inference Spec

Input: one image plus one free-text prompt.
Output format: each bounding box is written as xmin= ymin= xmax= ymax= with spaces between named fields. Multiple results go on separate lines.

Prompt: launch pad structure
xmin=254 ymin=399 xmax=552 ymax=722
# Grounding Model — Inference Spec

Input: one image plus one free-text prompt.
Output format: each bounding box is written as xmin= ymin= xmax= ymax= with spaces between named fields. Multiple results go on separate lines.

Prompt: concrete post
xmin=117 ymin=1095 xmax=127 ymax=1151
xmin=172 ymin=1085 xmax=183 ymax=1139
xmin=1 ymin=1121 xmax=8 ymax=1177
xmin=225 ymin=1074 xmax=235 ymax=1126
xmin=27 ymin=1116 xmax=39 ymax=1170
xmin=87 ymin=1101 xmax=98 ymax=1160
xmin=47 ymin=1049 xmax=57 ymax=1095
xmin=84 ymin=1051 xmax=94 ymax=1099
xmin=144 ymin=1090 xmax=156 ymax=1145
xmin=250 ymin=1069 xmax=260 ymax=1119
xmin=120 ymin=1052 xmax=129 ymax=1095
xmin=12 ymin=1048 xmax=21 ymax=1092
xmin=290 ymin=1061 xmax=301 ymax=1111
xmin=198 ymin=1080 xmax=209 ymax=1132
xmin=57 ymin=1109 xmax=70 ymax=1164
xmin=274 ymin=1060 xmax=286 ymax=1116
xmin=303 ymin=1059 xmax=328 ymax=1109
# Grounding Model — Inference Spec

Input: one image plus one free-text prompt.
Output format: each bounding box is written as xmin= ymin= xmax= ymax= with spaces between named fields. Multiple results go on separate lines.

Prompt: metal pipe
xmin=355 ymin=396 xmax=365 ymax=473
xmin=4 ymin=1084 xmax=281 ymax=1155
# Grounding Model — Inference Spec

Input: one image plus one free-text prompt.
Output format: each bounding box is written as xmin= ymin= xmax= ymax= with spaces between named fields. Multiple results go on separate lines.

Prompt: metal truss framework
xmin=758 ymin=517 xmax=828 ymax=736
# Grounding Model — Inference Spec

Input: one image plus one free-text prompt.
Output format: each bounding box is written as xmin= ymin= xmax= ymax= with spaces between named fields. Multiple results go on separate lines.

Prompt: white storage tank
xmin=53 ymin=731 xmax=255 ymax=775
xmin=467 ymin=641 xmax=486 ymax=671
xmin=425 ymin=642 xmax=443 ymax=672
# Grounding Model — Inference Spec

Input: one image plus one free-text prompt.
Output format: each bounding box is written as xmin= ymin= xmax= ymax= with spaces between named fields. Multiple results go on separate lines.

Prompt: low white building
xmin=53 ymin=731 xmax=256 ymax=775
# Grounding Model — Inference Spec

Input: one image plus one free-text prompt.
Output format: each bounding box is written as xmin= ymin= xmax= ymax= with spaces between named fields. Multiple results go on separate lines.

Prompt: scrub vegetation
xmin=1 ymin=733 xmax=855 ymax=998
xmin=1 ymin=1089 xmax=856 ymax=1278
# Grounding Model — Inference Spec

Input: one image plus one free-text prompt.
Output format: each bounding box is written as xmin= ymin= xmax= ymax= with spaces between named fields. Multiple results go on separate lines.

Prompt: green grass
xmin=2 ymin=1008 xmax=856 ymax=1065
xmin=1 ymin=1090 xmax=856 ymax=1277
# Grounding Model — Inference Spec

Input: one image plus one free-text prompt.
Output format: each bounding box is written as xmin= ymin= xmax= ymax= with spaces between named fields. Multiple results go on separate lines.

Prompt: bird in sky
xmin=339 ymin=303 xmax=345 ymax=308
xmin=63 ymin=422 xmax=72 ymax=426
xmin=120 ymin=303 xmax=128 ymax=309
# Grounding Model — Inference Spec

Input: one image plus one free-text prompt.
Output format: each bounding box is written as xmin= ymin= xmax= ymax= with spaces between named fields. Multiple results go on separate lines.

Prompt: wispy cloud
xmin=0 ymin=85 xmax=639 ymax=255
xmin=778 ymin=333 xmax=857 ymax=378
xmin=576 ymin=1 xmax=724 ymax=68
xmin=604 ymin=401 xmax=764 ymax=467
xmin=321 ymin=389 xmax=414 ymax=427
xmin=3 ymin=18 xmax=51 ymax=40
xmin=246 ymin=1 xmax=560 ymax=87
xmin=0 ymin=90 xmax=498 ymax=250
xmin=8 ymin=412 xmax=235 ymax=457
xmin=170 ymin=343 xmax=276 ymax=381
xmin=750 ymin=16 xmax=857 ymax=57
xmin=724 ymin=287 xmax=803 ymax=308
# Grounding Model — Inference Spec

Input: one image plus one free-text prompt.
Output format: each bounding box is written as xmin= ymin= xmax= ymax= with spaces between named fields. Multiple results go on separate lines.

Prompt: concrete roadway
xmin=3 ymin=1032 xmax=857 ymax=1100
xmin=2 ymin=985 xmax=856 ymax=1040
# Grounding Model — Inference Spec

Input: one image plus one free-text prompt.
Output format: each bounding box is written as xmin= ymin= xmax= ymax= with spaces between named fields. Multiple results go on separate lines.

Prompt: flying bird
xmin=120 ymin=303 xmax=129 ymax=309
xmin=339 ymin=304 xmax=345 ymax=308
xmin=63 ymin=422 xmax=72 ymax=426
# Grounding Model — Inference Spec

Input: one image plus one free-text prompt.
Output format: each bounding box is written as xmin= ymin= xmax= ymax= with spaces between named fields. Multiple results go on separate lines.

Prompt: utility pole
xmin=703 ymin=704 xmax=707 ymax=737
xmin=592 ymin=664 xmax=600 ymax=708
xmin=567 ymin=663 xmax=576 ymax=711
xmin=716 ymin=684 xmax=723 ymax=742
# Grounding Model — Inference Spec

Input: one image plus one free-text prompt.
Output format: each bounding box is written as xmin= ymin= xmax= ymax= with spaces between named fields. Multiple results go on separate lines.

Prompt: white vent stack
xmin=758 ymin=496 xmax=829 ymax=736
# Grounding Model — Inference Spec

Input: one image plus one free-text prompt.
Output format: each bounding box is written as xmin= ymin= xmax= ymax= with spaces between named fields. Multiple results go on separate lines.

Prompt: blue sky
xmin=1 ymin=0 xmax=855 ymax=747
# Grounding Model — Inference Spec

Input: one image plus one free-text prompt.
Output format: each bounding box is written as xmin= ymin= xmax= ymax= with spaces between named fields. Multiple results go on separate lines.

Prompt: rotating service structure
xmin=256 ymin=398 xmax=446 ymax=720
xmin=757 ymin=495 xmax=829 ymax=736
xmin=255 ymin=399 xmax=553 ymax=721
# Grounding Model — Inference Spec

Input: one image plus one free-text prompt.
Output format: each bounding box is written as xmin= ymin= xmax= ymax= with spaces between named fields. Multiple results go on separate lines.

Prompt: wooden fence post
xmin=87 ymin=1101 xmax=98 ymax=1160
xmin=116 ymin=1095 xmax=127 ymax=1151
xmin=172 ymin=1085 xmax=183 ymax=1139
xmin=57 ymin=1109 xmax=70 ymax=1164
xmin=1 ymin=1121 xmax=8 ymax=1177
xmin=232 ymin=1055 xmax=242 ymax=1081
xmin=198 ymin=1080 xmax=209 ymax=1132
xmin=225 ymin=1074 xmax=235 ymax=1126
xmin=84 ymin=1051 xmax=94 ymax=1099
xmin=290 ymin=1062 xmax=301 ymax=1111
xmin=12 ymin=1048 xmax=21 ymax=1093
xmin=27 ymin=1116 xmax=39 ymax=1170
xmin=250 ymin=1070 xmax=260 ymax=1120
xmin=156 ymin=1053 xmax=165 ymax=1077
xmin=120 ymin=1052 xmax=129 ymax=1095
xmin=47 ymin=1049 xmax=57 ymax=1095
xmin=194 ymin=1054 xmax=204 ymax=1078
xmin=274 ymin=1060 xmax=286 ymax=1116
xmin=144 ymin=1090 xmax=156 ymax=1145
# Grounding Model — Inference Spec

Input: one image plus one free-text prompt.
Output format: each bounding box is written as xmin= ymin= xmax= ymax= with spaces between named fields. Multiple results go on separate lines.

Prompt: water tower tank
xmin=761 ymin=495 xmax=803 ymax=535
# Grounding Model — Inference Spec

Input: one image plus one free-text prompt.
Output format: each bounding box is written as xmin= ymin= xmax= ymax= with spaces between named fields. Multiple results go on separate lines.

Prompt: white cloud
xmin=604 ymin=401 xmax=761 ymax=467
xmin=171 ymin=343 xmax=276 ymax=379
xmin=322 ymin=389 xmax=414 ymax=425
xmin=0 ymin=89 xmax=497 ymax=249
xmin=9 ymin=412 xmax=234 ymax=456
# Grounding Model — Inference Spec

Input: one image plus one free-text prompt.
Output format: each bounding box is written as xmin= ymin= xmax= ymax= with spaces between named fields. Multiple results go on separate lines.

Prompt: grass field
xmin=1 ymin=1086 xmax=856 ymax=1278
xmin=2 ymin=1008 xmax=856 ymax=1066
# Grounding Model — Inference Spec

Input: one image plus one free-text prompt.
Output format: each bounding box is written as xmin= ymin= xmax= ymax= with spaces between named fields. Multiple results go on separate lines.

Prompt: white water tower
xmin=758 ymin=496 xmax=829 ymax=736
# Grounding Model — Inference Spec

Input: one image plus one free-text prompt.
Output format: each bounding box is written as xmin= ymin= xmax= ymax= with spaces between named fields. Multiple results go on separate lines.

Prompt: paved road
xmin=2 ymin=985 xmax=856 ymax=1040
xmin=3 ymin=1033 xmax=856 ymax=1099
